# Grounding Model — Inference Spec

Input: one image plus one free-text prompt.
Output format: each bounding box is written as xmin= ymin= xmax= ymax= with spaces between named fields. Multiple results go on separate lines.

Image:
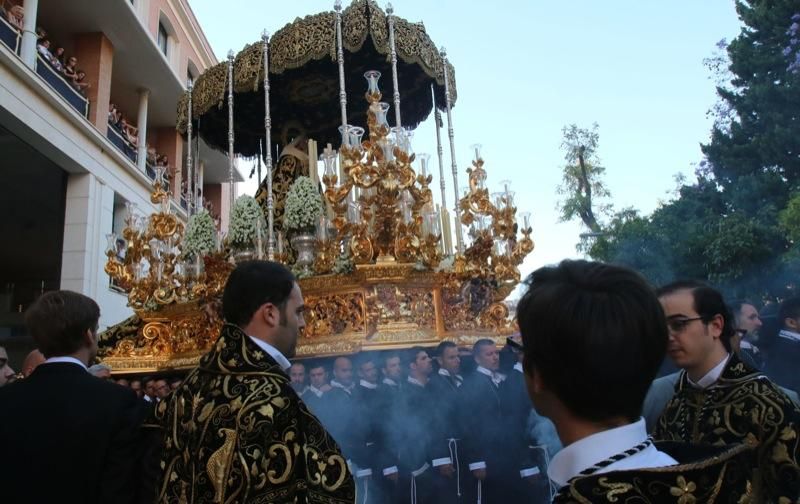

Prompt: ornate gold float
xmin=98 ymin=0 xmax=534 ymax=374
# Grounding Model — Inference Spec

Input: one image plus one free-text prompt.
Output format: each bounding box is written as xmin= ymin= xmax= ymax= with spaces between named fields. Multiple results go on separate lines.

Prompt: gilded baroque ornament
xmin=99 ymin=1 xmax=533 ymax=373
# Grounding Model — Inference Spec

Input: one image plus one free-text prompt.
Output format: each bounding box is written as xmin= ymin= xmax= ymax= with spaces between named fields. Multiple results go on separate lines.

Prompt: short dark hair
xmin=779 ymin=297 xmax=800 ymax=327
xmin=472 ymin=339 xmax=495 ymax=358
xmin=405 ymin=346 xmax=427 ymax=368
xmin=25 ymin=290 xmax=100 ymax=358
xmin=356 ymin=354 xmax=377 ymax=370
xmin=222 ymin=260 xmax=295 ymax=327
xmin=728 ymin=299 xmax=756 ymax=329
xmin=435 ymin=341 xmax=457 ymax=357
xmin=656 ymin=280 xmax=734 ymax=351
xmin=517 ymin=260 xmax=667 ymax=423
xmin=382 ymin=352 xmax=401 ymax=368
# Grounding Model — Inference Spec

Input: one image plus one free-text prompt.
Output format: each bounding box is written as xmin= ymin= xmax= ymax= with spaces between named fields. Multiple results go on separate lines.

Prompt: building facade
xmin=0 ymin=0 xmax=238 ymax=360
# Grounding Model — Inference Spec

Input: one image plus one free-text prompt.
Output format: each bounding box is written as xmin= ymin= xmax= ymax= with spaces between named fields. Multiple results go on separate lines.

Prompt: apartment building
xmin=0 ymin=0 xmax=239 ymax=356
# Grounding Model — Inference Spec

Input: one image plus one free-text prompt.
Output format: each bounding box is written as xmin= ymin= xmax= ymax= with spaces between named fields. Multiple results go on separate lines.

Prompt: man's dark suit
xmin=0 ymin=361 xmax=144 ymax=504
xmin=458 ymin=370 xmax=507 ymax=503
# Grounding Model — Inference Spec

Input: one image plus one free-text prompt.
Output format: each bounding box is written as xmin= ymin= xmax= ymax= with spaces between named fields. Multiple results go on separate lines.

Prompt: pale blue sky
xmin=190 ymin=0 xmax=742 ymax=277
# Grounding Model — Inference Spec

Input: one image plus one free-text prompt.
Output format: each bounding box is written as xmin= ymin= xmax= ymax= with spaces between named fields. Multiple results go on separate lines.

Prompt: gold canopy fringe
xmin=176 ymin=0 xmax=456 ymax=135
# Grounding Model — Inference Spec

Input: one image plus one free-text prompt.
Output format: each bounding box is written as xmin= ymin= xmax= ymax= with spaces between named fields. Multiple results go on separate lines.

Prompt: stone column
xmin=61 ymin=173 xmax=112 ymax=299
xmin=74 ymin=33 xmax=114 ymax=132
xmin=136 ymin=89 xmax=149 ymax=172
xmin=19 ymin=0 xmax=39 ymax=69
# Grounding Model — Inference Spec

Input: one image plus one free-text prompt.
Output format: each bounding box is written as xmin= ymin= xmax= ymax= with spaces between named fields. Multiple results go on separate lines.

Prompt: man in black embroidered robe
xmin=654 ymin=281 xmax=800 ymax=502
xmin=153 ymin=261 xmax=355 ymax=504
xmin=517 ymin=260 xmax=755 ymax=503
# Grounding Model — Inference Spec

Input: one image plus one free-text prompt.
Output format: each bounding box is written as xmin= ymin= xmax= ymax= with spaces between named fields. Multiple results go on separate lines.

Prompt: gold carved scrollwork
xmin=303 ymin=292 xmax=366 ymax=338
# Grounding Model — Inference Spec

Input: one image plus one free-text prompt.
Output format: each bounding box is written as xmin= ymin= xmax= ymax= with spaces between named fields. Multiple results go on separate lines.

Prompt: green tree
xmin=556 ymin=123 xmax=610 ymax=238
xmin=580 ymin=1 xmax=800 ymax=300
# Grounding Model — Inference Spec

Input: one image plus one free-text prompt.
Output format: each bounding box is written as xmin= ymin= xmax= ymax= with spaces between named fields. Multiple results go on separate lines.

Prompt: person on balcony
xmin=6 ymin=5 xmax=23 ymax=31
xmin=108 ymin=103 xmax=121 ymax=128
xmin=63 ymin=56 xmax=77 ymax=80
xmin=72 ymin=70 xmax=91 ymax=95
xmin=120 ymin=117 xmax=138 ymax=147
xmin=51 ymin=46 xmax=65 ymax=71
xmin=36 ymin=38 xmax=52 ymax=61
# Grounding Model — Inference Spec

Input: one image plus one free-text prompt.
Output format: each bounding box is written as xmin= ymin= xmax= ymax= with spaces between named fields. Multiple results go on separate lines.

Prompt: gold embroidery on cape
xmin=207 ymin=428 xmax=237 ymax=503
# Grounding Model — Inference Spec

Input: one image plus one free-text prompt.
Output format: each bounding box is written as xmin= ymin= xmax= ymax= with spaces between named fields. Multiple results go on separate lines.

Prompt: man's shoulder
xmin=557 ymin=443 xmax=755 ymax=504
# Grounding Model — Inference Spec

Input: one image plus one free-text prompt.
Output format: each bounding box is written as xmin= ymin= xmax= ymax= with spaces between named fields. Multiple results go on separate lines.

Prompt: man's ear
xmin=785 ymin=316 xmax=800 ymax=331
xmin=262 ymin=304 xmax=279 ymax=327
xmin=708 ymin=314 xmax=724 ymax=340
xmin=84 ymin=328 xmax=96 ymax=346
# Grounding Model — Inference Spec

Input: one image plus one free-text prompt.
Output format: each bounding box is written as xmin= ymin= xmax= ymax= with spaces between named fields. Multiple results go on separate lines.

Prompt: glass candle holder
xmin=364 ymin=70 xmax=381 ymax=95
xmin=418 ymin=153 xmax=431 ymax=178
xmin=470 ymin=143 xmax=482 ymax=162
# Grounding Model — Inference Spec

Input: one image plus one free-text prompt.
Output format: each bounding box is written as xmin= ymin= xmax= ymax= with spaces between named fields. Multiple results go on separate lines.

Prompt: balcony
xmin=106 ymin=124 xmax=137 ymax=164
xmin=0 ymin=14 xmax=19 ymax=54
xmin=35 ymin=55 xmax=89 ymax=117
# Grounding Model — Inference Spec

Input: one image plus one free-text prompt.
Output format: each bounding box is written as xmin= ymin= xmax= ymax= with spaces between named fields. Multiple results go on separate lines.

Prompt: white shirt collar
xmin=687 ymin=353 xmax=729 ymax=389
xmin=438 ymin=368 xmax=463 ymax=382
xmin=308 ymin=385 xmax=324 ymax=398
xmin=382 ymin=377 xmax=399 ymax=387
xmin=476 ymin=366 xmax=505 ymax=385
xmin=548 ymin=418 xmax=677 ymax=487
xmin=407 ymin=376 xmax=425 ymax=387
xmin=330 ymin=380 xmax=354 ymax=393
xmin=44 ymin=356 xmax=88 ymax=371
xmin=359 ymin=379 xmax=378 ymax=389
xmin=779 ymin=329 xmax=800 ymax=343
xmin=513 ymin=362 xmax=523 ymax=373
xmin=247 ymin=336 xmax=291 ymax=371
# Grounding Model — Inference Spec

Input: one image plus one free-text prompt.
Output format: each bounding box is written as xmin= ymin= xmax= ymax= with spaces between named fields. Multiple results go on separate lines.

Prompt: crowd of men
xmin=283 ymin=340 xmax=556 ymax=503
xmin=0 ymin=258 xmax=799 ymax=503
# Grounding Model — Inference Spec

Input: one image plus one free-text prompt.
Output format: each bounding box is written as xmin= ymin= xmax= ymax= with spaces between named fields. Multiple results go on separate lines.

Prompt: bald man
xmin=322 ymin=357 xmax=358 ymax=462
xmin=21 ymin=349 xmax=45 ymax=378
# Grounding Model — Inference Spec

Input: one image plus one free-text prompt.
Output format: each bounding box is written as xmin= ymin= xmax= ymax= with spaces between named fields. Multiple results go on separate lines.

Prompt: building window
xmin=157 ymin=23 xmax=168 ymax=56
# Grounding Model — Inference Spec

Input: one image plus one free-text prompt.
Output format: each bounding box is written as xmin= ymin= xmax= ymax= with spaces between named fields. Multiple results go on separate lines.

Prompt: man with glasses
xmin=516 ymin=262 xmax=764 ymax=502
xmin=654 ymin=280 xmax=800 ymax=502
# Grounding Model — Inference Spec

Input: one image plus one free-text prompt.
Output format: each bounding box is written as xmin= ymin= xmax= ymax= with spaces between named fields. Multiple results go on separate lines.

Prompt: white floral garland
xmin=183 ymin=209 xmax=217 ymax=258
xmin=229 ymin=195 xmax=267 ymax=249
xmin=284 ymin=176 xmax=323 ymax=232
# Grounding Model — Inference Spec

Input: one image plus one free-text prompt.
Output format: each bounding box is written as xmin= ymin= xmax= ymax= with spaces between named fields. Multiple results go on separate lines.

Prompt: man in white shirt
xmin=516 ymin=261 xmax=755 ymax=503
xmin=289 ymin=361 xmax=308 ymax=394
xmin=301 ymin=362 xmax=330 ymax=415
xmin=654 ymin=281 xmax=800 ymax=501
xmin=0 ymin=290 xmax=143 ymax=503
xmin=457 ymin=339 xmax=507 ymax=503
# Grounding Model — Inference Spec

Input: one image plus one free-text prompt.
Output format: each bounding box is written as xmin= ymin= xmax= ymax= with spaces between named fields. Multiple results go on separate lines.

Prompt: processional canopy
xmin=100 ymin=0 xmax=534 ymax=373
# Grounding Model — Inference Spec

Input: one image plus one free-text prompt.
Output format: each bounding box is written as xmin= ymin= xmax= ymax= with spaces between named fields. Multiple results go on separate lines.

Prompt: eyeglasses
xmin=667 ymin=316 xmax=704 ymax=333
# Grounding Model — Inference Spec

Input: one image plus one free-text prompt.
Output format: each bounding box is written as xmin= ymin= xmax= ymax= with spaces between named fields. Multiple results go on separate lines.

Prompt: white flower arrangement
xmin=229 ymin=195 xmax=267 ymax=249
xmin=183 ymin=209 xmax=217 ymax=258
xmin=283 ymin=176 xmax=323 ymax=233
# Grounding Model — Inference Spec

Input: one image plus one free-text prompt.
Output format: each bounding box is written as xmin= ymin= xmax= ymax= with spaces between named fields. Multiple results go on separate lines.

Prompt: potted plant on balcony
xmin=228 ymin=195 xmax=266 ymax=262
xmin=182 ymin=209 xmax=216 ymax=278
xmin=284 ymin=176 xmax=323 ymax=277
